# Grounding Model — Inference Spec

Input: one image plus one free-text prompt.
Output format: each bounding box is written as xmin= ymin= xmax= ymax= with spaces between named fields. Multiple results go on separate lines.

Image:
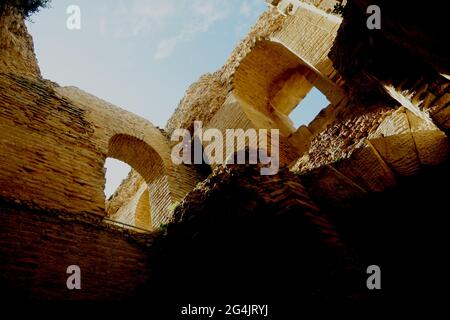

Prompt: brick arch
xmin=108 ymin=134 xmax=167 ymax=186
xmin=233 ymin=39 xmax=342 ymax=136
xmin=53 ymin=86 xmax=201 ymax=223
xmin=106 ymin=134 xmax=171 ymax=228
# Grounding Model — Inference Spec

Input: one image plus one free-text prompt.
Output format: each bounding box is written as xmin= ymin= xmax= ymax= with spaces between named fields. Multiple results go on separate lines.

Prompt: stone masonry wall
xmin=166 ymin=2 xmax=344 ymax=137
xmin=118 ymin=2 xmax=347 ymax=216
xmin=0 ymin=71 xmax=200 ymax=222
xmin=0 ymin=73 xmax=105 ymax=215
xmin=0 ymin=199 xmax=153 ymax=301
xmin=0 ymin=4 xmax=41 ymax=78
xmin=147 ymin=163 xmax=361 ymax=311
xmin=165 ymin=8 xmax=286 ymax=135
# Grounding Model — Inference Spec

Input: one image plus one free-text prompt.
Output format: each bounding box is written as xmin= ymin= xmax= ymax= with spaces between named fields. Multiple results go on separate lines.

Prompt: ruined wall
xmin=161 ymin=1 xmax=347 ymax=173
xmin=0 ymin=2 xmax=202 ymax=227
xmin=0 ymin=4 xmax=41 ymax=78
xmin=0 ymin=3 xmax=159 ymax=302
xmin=400 ymin=76 xmax=450 ymax=131
xmin=166 ymin=2 xmax=344 ymax=137
xmin=106 ymin=171 xmax=149 ymax=229
xmin=57 ymin=87 xmax=200 ymax=209
xmin=0 ymin=74 xmax=105 ymax=215
xmin=329 ymin=0 xmax=450 ymax=129
xmin=233 ymin=39 xmax=346 ymax=135
xmin=148 ymin=164 xmax=361 ymax=312
xmin=293 ymin=104 xmax=394 ymax=172
xmin=291 ymin=104 xmax=449 ymax=206
xmin=0 ymin=0 xmax=449 ymax=305
xmin=291 ymin=103 xmax=398 ymax=205
xmin=115 ymin=1 xmax=350 ymax=215
xmin=2 ymin=0 xmax=447 ymax=238
xmin=0 ymin=199 xmax=153 ymax=301
xmin=165 ymin=8 xmax=286 ymax=135
xmin=286 ymin=0 xmax=450 ymax=206
xmin=0 ymin=73 xmax=200 ymax=224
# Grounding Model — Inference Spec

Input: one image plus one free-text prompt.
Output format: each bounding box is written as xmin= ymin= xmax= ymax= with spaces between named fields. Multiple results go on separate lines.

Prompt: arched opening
xmin=104 ymin=161 xmax=149 ymax=231
xmin=288 ymin=87 xmax=330 ymax=128
xmin=108 ymin=134 xmax=167 ymax=184
xmin=268 ymin=66 xmax=332 ymax=131
xmin=104 ymin=158 xmax=132 ymax=199
xmin=232 ymin=39 xmax=343 ymax=159
xmin=234 ymin=40 xmax=338 ymax=136
xmin=104 ymin=134 xmax=173 ymax=231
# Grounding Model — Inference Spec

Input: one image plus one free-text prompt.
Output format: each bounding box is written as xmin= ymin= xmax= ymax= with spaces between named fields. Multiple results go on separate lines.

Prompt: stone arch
xmin=108 ymin=134 xmax=167 ymax=186
xmin=106 ymin=133 xmax=170 ymax=229
xmin=233 ymin=39 xmax=344 ymax=137
xmin=52 ymin=86 xmax=201 ymax=223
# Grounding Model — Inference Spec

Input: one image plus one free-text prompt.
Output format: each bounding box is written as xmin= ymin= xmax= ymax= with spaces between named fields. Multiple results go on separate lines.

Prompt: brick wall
xmin=164 ymin=8 xmax=286 ymax=135
xmin=233 ymin=39 xmax=345 ymax=136
xmin=205 ymin=94 xmax=300 ymax=167
xmin=0 ymin=200 xmax=153 ymax=301
xmin=108 ymin=179 xmax=148 ymax=228
xmin=272 ymin=2 xmax=342 ymax=79
xmin=148 ymin=164 xmax=361 ymax=310
xmin=0 ymin=73 xmax=105 ymax=215
xmin=0 ymin=72 xmax=201 ymax=225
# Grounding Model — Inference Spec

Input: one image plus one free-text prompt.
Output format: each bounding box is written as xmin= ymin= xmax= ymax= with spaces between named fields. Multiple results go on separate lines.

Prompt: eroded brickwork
xmin=0 ymin=5 xmax=41 ymax=77
xmin=0 ymin=199 xmax=153 ymax=301
xmin=1 ymin=0 xmax=449 ymax=303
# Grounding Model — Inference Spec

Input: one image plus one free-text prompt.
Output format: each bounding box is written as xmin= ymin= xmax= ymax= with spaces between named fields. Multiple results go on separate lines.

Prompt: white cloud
xmin=153 ymin=0 xmax=229 ymax=60
xmin=240 ymin=0 xmax=266 ymax=18
xmin=192 ymin=0 xmax=228 ymax=22
xmin=240 ymin=2 xmax=252 ymax=17
xmin=107 ymin=0 xmax=178 ymax=38
xmin=99 ymin=17 xmax=107 ymax=35
xmin=100 ymin=0 xmax=231 ymax=59
xmin=129 ymin=1 xmax=176 ymax=34
xmin=154 ymin=37 xmax=178 ymax=60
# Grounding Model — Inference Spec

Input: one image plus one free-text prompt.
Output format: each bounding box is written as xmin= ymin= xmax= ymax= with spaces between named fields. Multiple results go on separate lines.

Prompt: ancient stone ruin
xmin=1 ymin=0 xmax=449 ymax=313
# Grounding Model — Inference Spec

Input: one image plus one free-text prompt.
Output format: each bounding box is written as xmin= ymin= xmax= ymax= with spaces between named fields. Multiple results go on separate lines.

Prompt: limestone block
xmin=420 ymin=91 xmax=437 ymax=110
xmin=301 ymin=165 xmax=366 ymax=205
xmin=272 ymin=3 xmax=341 ymax=73
xmin=270 ymin=72 xmax=314 ymax=115
xmin=368 ymin=108 xmax=420 ymax=176
xmin=431 ymin=96 xmax=450 ymax=129
xmin=407 ymin=111 xmax=450 ymax=165
xmin=332 ymin=142 xmax=396 ymax=192
xmin=429 ymin=93 xmax=450 ymax=116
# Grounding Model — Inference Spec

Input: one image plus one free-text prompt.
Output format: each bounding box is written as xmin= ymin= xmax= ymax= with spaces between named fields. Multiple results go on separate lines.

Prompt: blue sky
xmin=27 ymin=0 xmax=267 ymax=127
xmin=26 ymin=0 xmax=328 ymax=197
